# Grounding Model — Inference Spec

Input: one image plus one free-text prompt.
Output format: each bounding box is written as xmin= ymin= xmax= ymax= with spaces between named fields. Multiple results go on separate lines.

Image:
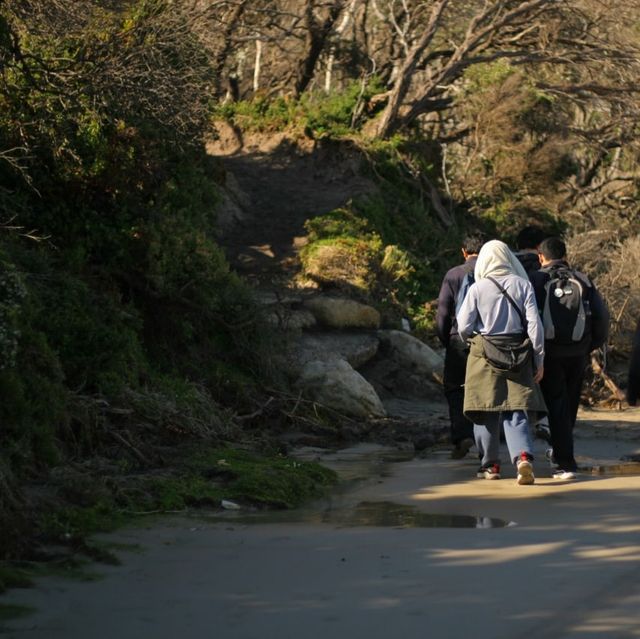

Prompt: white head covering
xmin=474 ymin=239 xmax=529 ymax=281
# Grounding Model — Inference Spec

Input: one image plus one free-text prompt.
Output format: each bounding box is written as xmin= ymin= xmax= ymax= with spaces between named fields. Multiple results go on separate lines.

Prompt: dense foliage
xmin=0 ymin=0 xmax=275 ymax=556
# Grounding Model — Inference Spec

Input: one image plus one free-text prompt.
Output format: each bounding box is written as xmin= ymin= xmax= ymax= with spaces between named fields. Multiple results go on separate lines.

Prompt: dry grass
xmin=568 ymin=233 xmax=640 ymax=354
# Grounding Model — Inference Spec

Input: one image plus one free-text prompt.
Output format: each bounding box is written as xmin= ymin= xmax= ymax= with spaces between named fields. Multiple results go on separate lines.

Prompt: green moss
xmin=304 ymin=208 xmax=372 ymax=242
xmin=145 ymin=476 xmax=224 ymax=510
xmin=188 ymin=447 xmax=338 ymax=509
xmin=38 ymin=501 xmax=128 ymax=539
xmin=0 ymin=603 xmax=35 ymax=623
xmin=35 ymin=447 xmax=337 ymax=542
xmin=0 ymin=564 xmax=33 ymax=593
xmin=298 ymin=139 xmax=458 ymax=322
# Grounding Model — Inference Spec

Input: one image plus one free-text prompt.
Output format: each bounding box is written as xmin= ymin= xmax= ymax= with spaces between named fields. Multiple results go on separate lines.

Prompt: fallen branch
xmin=109 ymin=430 xmax=151 ymax=466
xmin=235 ymin=396 xmax=275 ymax=422
xmin=591 ymin=354 xmax=625 ymax=409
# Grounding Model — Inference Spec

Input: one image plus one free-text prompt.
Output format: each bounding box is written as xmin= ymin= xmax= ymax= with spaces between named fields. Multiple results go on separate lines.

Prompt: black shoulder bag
xmin=481 ymin=277 xmax=533 ymax=373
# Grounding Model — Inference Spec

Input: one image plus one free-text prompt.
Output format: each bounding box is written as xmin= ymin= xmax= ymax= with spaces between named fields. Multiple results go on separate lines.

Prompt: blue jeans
xmin=474 ymin=410 xmax=534 ymax=467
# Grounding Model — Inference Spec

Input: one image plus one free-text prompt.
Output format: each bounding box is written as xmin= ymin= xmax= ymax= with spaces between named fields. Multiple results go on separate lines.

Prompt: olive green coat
xmin=463 ymin=335 xmax=547 ymax=424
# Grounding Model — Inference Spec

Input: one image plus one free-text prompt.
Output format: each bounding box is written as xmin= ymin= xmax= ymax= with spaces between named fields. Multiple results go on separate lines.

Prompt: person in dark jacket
xmin=514 ymin=225 xmax=546 ymax=276
xmin=530 ymin=237 xmax=609 ymax=480
xmin=436 ymin=232 xmax=486 ymax=458
xmin=627 ymin=319 xmax=640 ymax=406
xmin=515 ymin=224 xmax=551 ymax=444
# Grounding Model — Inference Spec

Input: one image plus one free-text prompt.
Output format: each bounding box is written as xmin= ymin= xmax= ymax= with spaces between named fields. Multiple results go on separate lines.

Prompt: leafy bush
xmin=213 ymin=77 xmax=386 ymax=138
xmin=0 ymin=0 xmax=275 ymax=485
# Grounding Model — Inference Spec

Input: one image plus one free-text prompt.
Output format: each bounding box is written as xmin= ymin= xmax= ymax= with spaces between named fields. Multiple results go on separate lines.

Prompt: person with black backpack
xmin=436 ymin=232 xmax=486 ymax=459
xmin=530 ymin=237 xmax=610 ymax=480
xmin=514 ymin=225 xmax=546 ymax=276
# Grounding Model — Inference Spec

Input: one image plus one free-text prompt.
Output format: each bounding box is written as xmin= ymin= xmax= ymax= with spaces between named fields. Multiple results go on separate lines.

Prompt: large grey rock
xmin=252 ymin=290 xmax=305 ymax=307
xmin=359 ymin=357 xmax=443 ymax=400
xmin=297 ymin=359 xmax=386 ymax=419
xmin=303 ymin=296 xmax=380 ymax=329
xmin=286 ymin=332 xmax=379 ymax=376
xmin=377 ymin=330 xmax=444 ymax=381
xmin=265 ymin=308 xmax=317 ymax=331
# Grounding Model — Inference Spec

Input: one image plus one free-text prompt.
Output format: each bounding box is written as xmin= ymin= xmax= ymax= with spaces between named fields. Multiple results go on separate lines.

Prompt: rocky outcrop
xmin=297 ymin=359 xmax=386 ymax=418
xmin=287 ymin=332 xmax=379 ymax=375
xmin=303 ymin=296 xmax=380 ymax=329
xmin=252 ymin=289 xmax=445 ymax=423
xmin=265 ymin=308 xmax=317 ymax=331
xmin=377 ymin=330 xmax=444 ymax=382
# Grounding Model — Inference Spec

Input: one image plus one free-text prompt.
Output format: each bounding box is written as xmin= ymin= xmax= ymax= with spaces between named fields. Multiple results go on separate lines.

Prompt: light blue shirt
xmin=456 ymin=274 xmax=545 ymax=368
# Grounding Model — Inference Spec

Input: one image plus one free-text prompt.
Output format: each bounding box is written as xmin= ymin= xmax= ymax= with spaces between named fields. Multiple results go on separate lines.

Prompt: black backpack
xmin=541 ymin=265 xmax=590 ymax=345
xmin=455 ymin=265 xmax=475 ymax=316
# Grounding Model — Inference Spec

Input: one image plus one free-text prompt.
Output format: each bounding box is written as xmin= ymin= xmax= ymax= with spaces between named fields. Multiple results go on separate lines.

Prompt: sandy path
xmin=3 ymin=408 xmax=640 ymax=639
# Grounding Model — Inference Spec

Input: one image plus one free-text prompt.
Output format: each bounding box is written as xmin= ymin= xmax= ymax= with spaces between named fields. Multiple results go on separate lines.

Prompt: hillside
xmin=209 ymin=125 xmax=376 ymax=285
xmin=1 ymin=0 xmax=639 ymax=562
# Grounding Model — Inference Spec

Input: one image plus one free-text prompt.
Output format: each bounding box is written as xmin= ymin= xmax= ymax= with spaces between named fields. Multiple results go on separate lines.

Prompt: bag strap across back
xmin=486 ymin=276 xmax=527 ymax=333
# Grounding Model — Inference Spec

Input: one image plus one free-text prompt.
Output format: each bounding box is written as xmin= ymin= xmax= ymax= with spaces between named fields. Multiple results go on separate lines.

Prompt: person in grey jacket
xmin=456 ymin=240 xmax=547 ymax=485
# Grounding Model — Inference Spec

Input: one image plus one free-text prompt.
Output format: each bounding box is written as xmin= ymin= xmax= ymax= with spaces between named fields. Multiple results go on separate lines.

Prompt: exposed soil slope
xmin=208 ymin=124 xmax=375 ymax=285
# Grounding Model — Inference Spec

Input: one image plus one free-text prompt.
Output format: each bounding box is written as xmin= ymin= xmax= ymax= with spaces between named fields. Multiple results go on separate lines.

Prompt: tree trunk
xmin=374 ymin=0 xmax=449 ymax=138
xmin=212 ymin=0 xmax=248 ymax=97
xmin=324 ymin=0 xmax=356 ymax=92
xmin=294 ymin=0 xmax=344 ymax=98
xmin=253 ymin=38 xmax=263 ymax=93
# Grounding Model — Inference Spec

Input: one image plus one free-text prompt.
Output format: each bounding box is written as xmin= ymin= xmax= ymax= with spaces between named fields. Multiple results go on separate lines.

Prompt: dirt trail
xmin=4 ymin=408 xmax=640 ymax=639
xmin=208 ymin=125 xmax=375 ymax=285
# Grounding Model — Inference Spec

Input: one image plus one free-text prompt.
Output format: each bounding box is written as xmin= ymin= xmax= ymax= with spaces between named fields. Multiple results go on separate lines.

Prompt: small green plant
xmin=187 ymin=447 xmax=337 ymax=509
xmin=463 ymin=60 xmax=515 ymax=91
xmin=0 ymin=563 xmax=33 ymax=593
xmin=0 ymin=603 xmax=35 ymax=623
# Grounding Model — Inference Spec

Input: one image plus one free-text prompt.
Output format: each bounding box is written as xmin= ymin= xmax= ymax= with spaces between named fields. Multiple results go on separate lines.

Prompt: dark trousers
xmin=539 ymin=353 xmax=588 ymax=472
xmin=443 ymin=339 xmax=474 ymax=445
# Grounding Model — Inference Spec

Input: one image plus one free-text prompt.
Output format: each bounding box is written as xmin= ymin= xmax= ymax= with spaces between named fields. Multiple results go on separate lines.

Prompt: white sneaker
xmin=552 ymin=469 xmax=577 ymax=481
xmin=516 ymin=456 xmax=535 ymax=485
xmin=477 ymin=464 xmax=501 ymax=480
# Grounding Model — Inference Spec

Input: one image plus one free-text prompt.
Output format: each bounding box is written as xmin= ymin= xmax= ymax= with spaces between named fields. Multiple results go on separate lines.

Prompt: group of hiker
xmin=436 ymin=227 xmax=610 ymax=485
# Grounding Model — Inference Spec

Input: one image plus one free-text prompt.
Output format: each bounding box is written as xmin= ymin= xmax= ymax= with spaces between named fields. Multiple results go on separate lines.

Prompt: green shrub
xmin=213 ymin=78 xmax=386 ymax=137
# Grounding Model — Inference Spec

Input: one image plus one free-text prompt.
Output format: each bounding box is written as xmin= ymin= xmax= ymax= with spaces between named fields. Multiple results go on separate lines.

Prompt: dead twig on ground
xmin=109 ymin=430 xmax=151 ymax=467
xmin=591 ymin=354 xmax=625 ymax=410
xmin=234 ymin=396 xmax=275 ymax=422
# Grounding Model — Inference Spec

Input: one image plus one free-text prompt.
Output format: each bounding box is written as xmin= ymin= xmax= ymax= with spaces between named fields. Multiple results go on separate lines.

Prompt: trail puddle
xmin=200 ymin=501 xmax=514 ymax=529
xmin=197 ymin=444 xmax=517 ymax=529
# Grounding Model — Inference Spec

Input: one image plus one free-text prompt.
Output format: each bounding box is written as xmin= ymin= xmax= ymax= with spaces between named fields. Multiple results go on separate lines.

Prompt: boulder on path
xmin=297 ymin=359 xmax=386 ymax=419
xmin=265 ymin=308 xmax=317 ymax=331
xmin=286 ymin=332 xmax=379 ymax=376
xmin=378 ymin=330 xmax=444 ymax=381
xmin=303 ymin=296 xmax=380 ymax=329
